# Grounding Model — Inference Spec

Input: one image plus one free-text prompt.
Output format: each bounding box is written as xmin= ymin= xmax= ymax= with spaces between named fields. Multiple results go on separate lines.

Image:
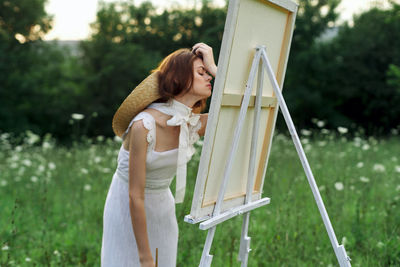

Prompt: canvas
xmin=186 ymin=0 xmax=298 ymax=223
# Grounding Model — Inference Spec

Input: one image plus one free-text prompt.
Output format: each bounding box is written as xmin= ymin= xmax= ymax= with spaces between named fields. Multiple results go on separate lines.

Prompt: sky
xmin=43 ymin=0 xmax=393 ymax=41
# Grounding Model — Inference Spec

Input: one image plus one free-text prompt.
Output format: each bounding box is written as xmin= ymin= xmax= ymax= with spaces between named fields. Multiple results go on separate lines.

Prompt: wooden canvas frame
xmin=186 ymin=0 xmax=298 ymax=223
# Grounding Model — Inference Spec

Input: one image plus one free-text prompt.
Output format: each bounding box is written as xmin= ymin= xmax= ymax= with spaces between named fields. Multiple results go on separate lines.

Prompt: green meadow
xmin=1 ymin=130 xmax=399 ymax=266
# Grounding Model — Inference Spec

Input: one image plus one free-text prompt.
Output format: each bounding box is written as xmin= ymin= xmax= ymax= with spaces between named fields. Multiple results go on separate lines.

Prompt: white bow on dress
xmin=148 ymin=99 xmax=201 ymax=203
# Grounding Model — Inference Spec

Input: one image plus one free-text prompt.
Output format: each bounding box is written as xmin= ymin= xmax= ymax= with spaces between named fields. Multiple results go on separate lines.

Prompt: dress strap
xmin=122 ymin=111 xmax=156 ymax=151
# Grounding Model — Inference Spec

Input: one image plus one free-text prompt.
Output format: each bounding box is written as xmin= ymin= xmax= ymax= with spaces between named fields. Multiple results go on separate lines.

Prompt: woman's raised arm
xmin=127 ymin=121 xmax=155 ymax=267
xmin=192 ymin=43 xmax=217 ymax=77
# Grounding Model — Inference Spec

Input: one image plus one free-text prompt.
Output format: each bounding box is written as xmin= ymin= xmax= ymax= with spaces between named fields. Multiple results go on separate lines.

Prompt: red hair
xmin=152 ymin=48 xmax=207 ymax=113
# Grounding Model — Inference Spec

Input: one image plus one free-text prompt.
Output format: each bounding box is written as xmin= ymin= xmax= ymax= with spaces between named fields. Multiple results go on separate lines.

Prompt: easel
xmin=197 ymin=46 xmax=352 ymax=267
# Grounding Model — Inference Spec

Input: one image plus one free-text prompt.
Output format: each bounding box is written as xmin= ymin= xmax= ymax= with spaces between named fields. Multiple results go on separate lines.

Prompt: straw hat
xmin=112 ymin=71 xmax=161 ymax=137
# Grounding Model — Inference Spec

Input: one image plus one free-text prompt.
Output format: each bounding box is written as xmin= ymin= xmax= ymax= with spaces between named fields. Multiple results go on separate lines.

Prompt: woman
xmin=101 ymin=43 xmax=217 ymax=267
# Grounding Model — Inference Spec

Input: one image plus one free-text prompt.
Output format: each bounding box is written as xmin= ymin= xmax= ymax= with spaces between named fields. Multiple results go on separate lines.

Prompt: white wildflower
xmin=334 ymin=182 xmax=344 ymax=191
xmin=1 ymin=180 xmax=7 ymax=187
xmin=84 ymin=184 xmax=92 ymax=191
xmin=395 ymin=166 xmax=400 ymax=173
xmin=31 ymin=176 xmax=38 ymax=183
xmin=102 ymin=167 xmax=111 ymax=173
xmin=42 ymin=141 xmax=52 ymax=150
xmin=48 ymin=162 xmax=56 ymax=170
xmin=97 ymin=135 xmax=105 ymax=142
xmin=353 ymin=137 xmax=362 ymax=147
xmin=376 ymin=241 xmax=384 ymax=248
xmin=114 ymin=136 xmax=122 ymax=143
xmin=94 ymin=157 xmax=101 ymax=163
xmin=71 ymin=113 xmax=84 ymax=120
xmin=337 ymin=127 xmax=348 ymax=134
xmin=373 ymin=164 xmax=385 ymax=172
xmin=356 ymin=162 xmax=364 ymax=168
xmin=341 ymin=236 xmax=347 ymax=246
xmin=301 ymin=138 xmax=309 ymax=144
xmin=25 ymin=130 xmax=40 ymax=145
xmin=304 ymin=144 xmax=312 ymax=152
xmin=25 ymin=257 xmax=31 ymax=262
xmin=1 ymin=133 xmax=10 ymax=140
xmin=53 ymin=250 xmax=60 ymax=256
xmin=321 ymin=129 xmax=330 ymax=134
xmin=362 ymin=144 xmax=370 ymax=150
xmin=2 ymin=244 xmax=9 ymax=250
xmin=317 ymin=120 xmax=325 ymax=128
xmin=38 ymin=165 xmax=45 ymax=172
xmin=300 ymin=129 xmax=312 ymax=136
xmin=81 ymin=168 xmax=89 ymax=174
xmin=317 ymin=141 xmax=327 ymax=147
xmin=18 ymin=167 xmax=25 ymax=175
xmin=360 ymin=176 xmax=370 ymax=183
xmin=15 ymin=145 xmax=22 ymax=152
xmin=22 ymin=159 xmax=32 ymax=167
xmin=319 ymin=185 xmax=326 ymax=191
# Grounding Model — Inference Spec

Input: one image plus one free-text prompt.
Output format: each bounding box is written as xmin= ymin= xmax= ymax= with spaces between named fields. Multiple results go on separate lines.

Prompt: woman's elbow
xmin=129 ymin=191 xmax=145 ymax=205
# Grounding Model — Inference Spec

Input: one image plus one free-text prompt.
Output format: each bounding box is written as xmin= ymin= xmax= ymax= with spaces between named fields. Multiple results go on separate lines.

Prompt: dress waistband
xmin=114 ymin=170 xmax=172 ymax=193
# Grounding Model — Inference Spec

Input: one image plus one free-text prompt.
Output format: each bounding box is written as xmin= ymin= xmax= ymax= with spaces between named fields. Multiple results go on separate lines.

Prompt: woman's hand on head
xmin=192 ymin=43 xmax=217 ymax=77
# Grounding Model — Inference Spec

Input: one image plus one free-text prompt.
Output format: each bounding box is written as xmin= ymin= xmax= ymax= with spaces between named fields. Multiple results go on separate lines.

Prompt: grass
xmin=0 ymin=130 xmax=399 ymax=266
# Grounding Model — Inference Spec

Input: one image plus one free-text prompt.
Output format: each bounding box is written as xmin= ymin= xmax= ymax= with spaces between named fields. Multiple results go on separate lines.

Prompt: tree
xmin=0 ymin=0 xmax=52 ymax=42
xmin=0 ymin=0 xmax=85 ymax=140
xmin=80 ymin=1 xmax=227 ymax=137
xmin=281 ymin=0 xmax=342 ymax=130
xmin=325 ymin=2 xmax=400 ymax=134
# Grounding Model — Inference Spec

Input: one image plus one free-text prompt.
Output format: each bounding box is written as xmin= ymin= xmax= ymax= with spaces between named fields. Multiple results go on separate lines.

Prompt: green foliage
xmin=0 ymin=0 xmax=86 ymax=141
xmin=80 ymin=1 xmax=227 ymax=137
xmin=285 ymin=2 xmax=400 ymax=135
xmin=0 ymin=0 xmax=52 ymax=42
xmin=284 ymin=0 xmax=342 ymax=130
xmin=330 ymin=3 xmax=400 ymax=134
xmin=387 ymin=64 xmax=400 ymax=92
xmin=0 ymin=41 xmax=86 ymax=140
xmin=1 ymin=132 xmax=399 ymax=265
xmin=291 ymin=0 xmax=341 ymax=51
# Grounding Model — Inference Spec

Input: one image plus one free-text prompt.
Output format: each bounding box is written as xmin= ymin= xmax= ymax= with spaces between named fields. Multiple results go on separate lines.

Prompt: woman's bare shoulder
xmin=143 ymin=108 xmax=170 ymax=128
xmin=123 ymin=119 xmax=149 ymax=150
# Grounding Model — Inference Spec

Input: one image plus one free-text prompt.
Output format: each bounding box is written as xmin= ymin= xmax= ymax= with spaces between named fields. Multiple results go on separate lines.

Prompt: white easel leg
xmin=260 ymin=48 xmax=351 ymax=267
xmin=239 ymin=51 xmax=265 ymax=267
xmin=199 ymin=227 xmax=216 ymax=267
xmin=199 ymin=48 xmax=263 ymax=267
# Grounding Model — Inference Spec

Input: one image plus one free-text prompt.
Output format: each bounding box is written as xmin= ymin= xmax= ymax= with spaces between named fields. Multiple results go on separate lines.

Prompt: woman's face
xmin=188 ymin=58 xmax=213 ymax=100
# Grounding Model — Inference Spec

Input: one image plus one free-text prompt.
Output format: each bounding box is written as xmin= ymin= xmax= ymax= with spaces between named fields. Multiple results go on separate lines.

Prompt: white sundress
xmin=101 ymin=100 xmax=201 ymax=266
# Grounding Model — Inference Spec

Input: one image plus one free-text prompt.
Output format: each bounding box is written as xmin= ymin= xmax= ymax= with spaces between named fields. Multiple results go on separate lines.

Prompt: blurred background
xmin=1 ymin=0 xmax=400 ymax=266
xmin=1 ymin=0 xmax=399 ymax=141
